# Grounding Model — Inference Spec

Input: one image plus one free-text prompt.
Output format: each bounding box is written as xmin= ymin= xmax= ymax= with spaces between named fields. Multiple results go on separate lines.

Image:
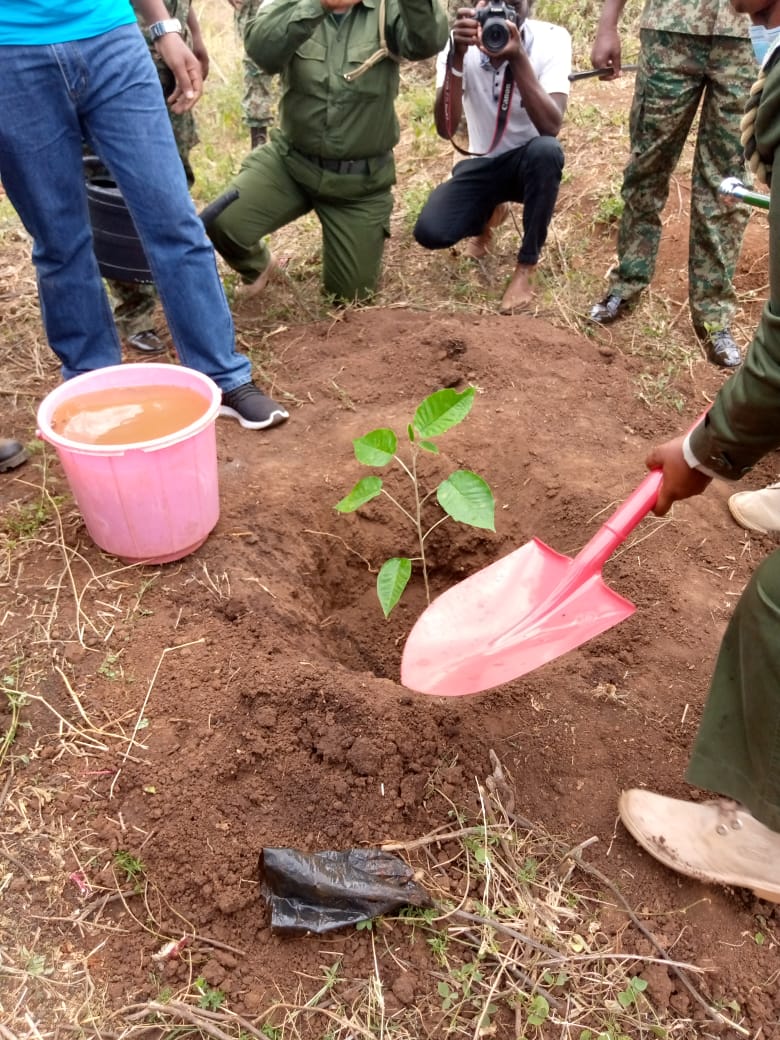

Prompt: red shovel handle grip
xmin=602 ymin=468 xmax=663 ymax=541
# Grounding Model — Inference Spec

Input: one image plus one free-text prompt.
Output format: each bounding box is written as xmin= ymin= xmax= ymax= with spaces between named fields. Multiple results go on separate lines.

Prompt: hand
xmin=154 ymin=34 xmax=204 ymax=112
xmin=591 ymin=27 xmax=621 ymax=76
xmin=644 ymin=436 xmax=711 ymax=516
xmin=451 ymin=8 xmax=480 ymax=55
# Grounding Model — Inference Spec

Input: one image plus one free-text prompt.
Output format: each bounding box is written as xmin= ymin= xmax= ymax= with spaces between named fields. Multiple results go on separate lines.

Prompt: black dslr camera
xmin=475 ymin=2 xmax=518 ymax=53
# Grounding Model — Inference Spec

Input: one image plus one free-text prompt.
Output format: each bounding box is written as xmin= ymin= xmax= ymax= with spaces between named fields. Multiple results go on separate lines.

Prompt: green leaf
xmin=353 ymin=428 xmax=397 ymax=466
xmin=436 ymin=470 xmax=495 ymax=530
xmin=377 ymin=558 xmax=411 ymax=617
xmin=419 ymin=440 xmax=439 ymax=454
xmin=527 ymin=994 xmax=549 ymax=1026
xmin=413 ymin=387 xmax=475 ymax=438
xmin=407 ymin=422 xmax=415 ymax=443
xmin=335 ymin=476 xmax=382 ymax=513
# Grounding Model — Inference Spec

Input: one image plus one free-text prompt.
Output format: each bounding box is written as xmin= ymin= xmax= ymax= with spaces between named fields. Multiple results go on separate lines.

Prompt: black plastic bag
xmin=258 ymin=847 xmax=433 ymax=935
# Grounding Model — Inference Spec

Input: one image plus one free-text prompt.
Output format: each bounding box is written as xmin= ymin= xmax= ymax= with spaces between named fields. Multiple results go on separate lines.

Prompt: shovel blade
xmin=401 ymin=538 xmax=635 ymax=696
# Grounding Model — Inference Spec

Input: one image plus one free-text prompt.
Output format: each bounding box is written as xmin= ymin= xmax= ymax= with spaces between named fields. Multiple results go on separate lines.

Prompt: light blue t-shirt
xmin=0 ymin=1 xmax=136 ymax=45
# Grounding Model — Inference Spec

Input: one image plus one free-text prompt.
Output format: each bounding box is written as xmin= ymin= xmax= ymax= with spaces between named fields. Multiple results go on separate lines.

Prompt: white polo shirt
xmin=435 ymin=19 xmax=572 ymax=158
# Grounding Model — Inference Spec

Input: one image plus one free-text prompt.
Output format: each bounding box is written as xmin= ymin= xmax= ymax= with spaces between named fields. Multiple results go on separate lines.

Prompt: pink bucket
xmin=37 ymin=364 xmax=221 ymax=564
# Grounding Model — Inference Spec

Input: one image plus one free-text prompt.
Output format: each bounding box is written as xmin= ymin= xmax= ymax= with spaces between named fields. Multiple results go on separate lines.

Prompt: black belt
xmin=294 ymin=150 xmax=391 ymax=175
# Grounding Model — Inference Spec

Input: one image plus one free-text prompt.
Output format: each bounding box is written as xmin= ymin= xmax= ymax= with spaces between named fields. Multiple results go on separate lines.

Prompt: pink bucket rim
xmin=36 ymin=363 xmax=221 ymax=455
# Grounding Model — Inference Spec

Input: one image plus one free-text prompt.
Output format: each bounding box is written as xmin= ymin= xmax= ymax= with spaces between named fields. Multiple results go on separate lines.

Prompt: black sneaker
xmin=219 ymin=381 xmax=289 ymax=430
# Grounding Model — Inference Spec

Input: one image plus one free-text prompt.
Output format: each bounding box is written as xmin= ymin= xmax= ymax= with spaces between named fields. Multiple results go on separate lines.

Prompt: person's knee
xmin=526 ymin=136 xmax=564 ymax=176
xmin=413 ymin=208 xmax=452 ymax=250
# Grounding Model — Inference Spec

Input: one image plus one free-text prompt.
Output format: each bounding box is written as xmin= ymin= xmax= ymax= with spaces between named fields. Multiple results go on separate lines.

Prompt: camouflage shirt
xmin=639 ymin=0 xmax=749 ymax=38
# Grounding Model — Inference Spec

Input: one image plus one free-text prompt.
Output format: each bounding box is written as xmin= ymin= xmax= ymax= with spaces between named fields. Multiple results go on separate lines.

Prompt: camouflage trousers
xmin=608 ymin=29 xmax=754 ymax=333
xmin=235 ymin=0 xmax=277 ymax=131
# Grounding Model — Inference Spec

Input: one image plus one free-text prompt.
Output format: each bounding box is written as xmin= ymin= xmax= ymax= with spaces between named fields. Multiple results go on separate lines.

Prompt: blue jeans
xmin=0 ymin=25 xmax=251 ymax=391
xmin=413 ymin=136 xmax=564 ymax=266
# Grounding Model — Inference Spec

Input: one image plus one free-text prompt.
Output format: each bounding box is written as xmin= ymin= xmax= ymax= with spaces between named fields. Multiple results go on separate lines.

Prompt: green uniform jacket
xmin=690 ymin=50 xmax=780 ymax=479
xmin=245 ymin=0 xmax=448 ymax=160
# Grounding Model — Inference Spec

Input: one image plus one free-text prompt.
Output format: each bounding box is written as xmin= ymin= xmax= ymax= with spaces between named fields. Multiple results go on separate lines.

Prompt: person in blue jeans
xmin=0 ymin=0 xmax=287 ymax=431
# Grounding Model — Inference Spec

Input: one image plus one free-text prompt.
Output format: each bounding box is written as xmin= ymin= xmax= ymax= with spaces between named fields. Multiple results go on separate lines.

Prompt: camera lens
xmin=481 ymin=17 xmax=510 ymax=52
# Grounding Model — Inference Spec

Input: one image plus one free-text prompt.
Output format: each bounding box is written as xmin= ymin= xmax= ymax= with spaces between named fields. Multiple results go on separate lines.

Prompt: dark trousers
xmin=413 ymin=135 xmax=564 ymax=265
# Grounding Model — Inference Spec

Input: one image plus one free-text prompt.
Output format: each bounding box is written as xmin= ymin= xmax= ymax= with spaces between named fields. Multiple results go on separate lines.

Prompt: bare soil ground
xmin=2 ymin=17 xmax=780 ymax=1040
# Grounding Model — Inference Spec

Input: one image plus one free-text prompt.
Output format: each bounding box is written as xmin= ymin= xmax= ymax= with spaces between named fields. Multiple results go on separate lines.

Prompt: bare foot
xmin=499 ymin=263 xmax=537 ymax=313
xmin=236 ymin=254 xmax=289 ymax=300
xmin=463 ymin=203 xmax=510 ymax=260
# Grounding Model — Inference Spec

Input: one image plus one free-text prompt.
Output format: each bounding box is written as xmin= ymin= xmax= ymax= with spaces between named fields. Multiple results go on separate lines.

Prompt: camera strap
xmin=443 ymin=55 xmax=515 ymax=157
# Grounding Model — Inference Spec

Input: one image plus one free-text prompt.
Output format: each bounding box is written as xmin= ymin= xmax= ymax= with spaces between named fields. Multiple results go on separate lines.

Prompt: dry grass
xmin=0 ymin=1 xmax=762 ymax=1037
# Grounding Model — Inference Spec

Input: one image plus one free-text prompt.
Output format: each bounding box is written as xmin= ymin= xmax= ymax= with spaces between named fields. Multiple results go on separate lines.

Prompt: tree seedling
xmin=335 ymin=387 xmax=495 ymax=617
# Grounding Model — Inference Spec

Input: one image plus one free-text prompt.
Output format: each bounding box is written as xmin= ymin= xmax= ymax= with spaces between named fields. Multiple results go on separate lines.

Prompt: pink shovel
xmin=401 ymin=467 xmax=666 ymax=697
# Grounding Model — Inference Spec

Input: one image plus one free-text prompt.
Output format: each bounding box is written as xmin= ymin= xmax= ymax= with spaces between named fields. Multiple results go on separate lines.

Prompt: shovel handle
xmin=718 ymin=177 xmax=770 ymax=211
xmin=570 ymin=411 xmax=709 ymax=580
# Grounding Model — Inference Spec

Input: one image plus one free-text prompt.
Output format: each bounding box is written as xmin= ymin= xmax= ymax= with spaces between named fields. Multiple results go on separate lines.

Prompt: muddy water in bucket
xmin=37 ymin=364 xmax=221 ymax=564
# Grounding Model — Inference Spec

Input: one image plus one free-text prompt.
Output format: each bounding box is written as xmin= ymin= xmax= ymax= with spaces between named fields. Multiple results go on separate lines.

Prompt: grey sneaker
xmin=219 ymin=381 xmax=289 ymax=430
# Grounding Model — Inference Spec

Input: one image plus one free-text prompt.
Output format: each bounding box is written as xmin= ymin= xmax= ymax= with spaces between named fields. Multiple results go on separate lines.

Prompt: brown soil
xmin=2 ymin=71 xmax=780 ymax=1039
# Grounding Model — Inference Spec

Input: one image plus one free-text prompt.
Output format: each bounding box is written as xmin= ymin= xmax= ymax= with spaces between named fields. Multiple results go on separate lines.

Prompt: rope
xmin=741 ymin=49 xmax=780 ymax=188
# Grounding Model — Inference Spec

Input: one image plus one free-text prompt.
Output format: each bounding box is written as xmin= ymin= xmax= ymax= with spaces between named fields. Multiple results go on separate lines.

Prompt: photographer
xmin=413 ymin=0 xmax=571 ymax=313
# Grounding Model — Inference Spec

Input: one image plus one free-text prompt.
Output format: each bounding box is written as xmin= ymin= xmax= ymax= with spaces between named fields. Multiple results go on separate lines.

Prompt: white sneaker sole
xmin=218 ymin=404 xmax=289 ymax=431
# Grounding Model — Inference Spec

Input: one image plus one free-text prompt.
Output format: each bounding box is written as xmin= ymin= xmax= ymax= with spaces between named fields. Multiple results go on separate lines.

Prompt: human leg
xmin=0 ymin=42 xmax=122 ymax=377
xmin=413 ymin=156 xmax=506 ymax=251
xmin=108 ymin=280 xmax=165 ymax=352
xmin=82 ymin=26 xmax=252 ymax=392
xmin=596 ymin=31 xmax=704 ymax=308
xmin=506 ymin=136 xmax=564 ymax=267
xmin=206 ymin=142 xmax=310 ymax=287
xmin=497 ymin=137 xmax=564 ymax=313
xmin=620 ymin=550 xmax=780 ymax=900
xmin=686 ymin=550 xmax=780 ymax=830
xmin=315 ymin=186 xmax=393 ymax=301
xmin=688 ymin=36 xmax=753 ymax=337
xmin=235 ymin=0 xmax=276 ymax=148
xmin=310 ymin=162 xmax=395 ymax=301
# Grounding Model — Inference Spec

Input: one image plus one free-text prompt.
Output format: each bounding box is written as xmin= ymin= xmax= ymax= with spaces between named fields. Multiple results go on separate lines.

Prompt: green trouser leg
xmin=207 ymin=140 xmax=393 ymax=301
xmin=611 ymin=30 xmax=751 ymax=330
xmin=686 ymin=548 xmax=780 ymax=831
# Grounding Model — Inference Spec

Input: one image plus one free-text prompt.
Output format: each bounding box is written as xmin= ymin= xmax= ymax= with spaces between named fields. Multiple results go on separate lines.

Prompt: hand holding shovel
xmin=402 ymin=414 xmax=708 ymax=697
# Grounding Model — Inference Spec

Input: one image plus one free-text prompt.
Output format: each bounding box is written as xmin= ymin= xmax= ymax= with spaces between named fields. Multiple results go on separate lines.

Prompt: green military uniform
xmin=234 ymin=0 xmax=277 ymax=144
xmin=111 ymin=0 xmax=199 ymax=340
xmin=683 ymin=46 xmax=780 ymax=832
xmin=207 ymin=0 xmax=449 ymax=301
xmin=606 ymin=0 xmax=753 ymax=337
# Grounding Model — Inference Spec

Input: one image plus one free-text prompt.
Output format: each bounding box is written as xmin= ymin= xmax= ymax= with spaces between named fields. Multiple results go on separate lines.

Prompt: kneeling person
xmin=206 ymin=0 xmax=449 ymax=303
xmin=414 ymin=0 xmax=570 ymax=313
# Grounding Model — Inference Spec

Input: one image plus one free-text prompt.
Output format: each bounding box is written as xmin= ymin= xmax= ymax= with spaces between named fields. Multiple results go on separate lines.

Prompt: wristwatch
xmin=148 ymin=18 xmax=183 ymax=42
